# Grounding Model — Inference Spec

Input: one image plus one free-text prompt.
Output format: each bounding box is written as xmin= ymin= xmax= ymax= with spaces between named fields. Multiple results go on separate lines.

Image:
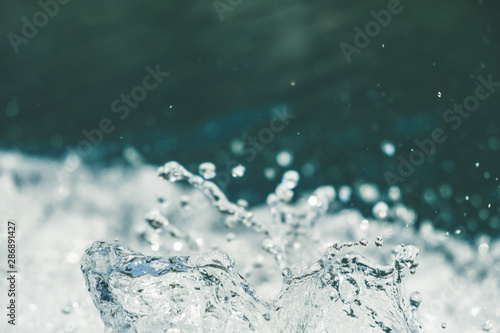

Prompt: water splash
xmin=81 ymin=161 xmax=425 ymax=332
xmin=158 ymin=161 xmax=254 ymax=228
xmin=81 ymin=241 xmax=422 ymax=332
xmin=155 ymin=161 xmax=338 ymax=271
xmin=2 ymin=152 xmax=498 ymax=332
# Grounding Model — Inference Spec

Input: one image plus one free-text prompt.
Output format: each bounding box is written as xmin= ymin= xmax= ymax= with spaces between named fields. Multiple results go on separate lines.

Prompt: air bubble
xmin=482 ymin=320 xmax=492 ymax=332
xmin=180 ymin=195 xmax=190 ymax=208
xmin=145 ymin=211 xmax=168 ymax=229
xmin=409 ymin=291 xmax=422 ymax=308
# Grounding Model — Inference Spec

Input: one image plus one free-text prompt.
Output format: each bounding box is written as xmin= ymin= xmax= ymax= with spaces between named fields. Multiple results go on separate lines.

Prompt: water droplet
xmin=223 ymin=216 xmax=236 ymax=228
xmin=276 ymin=150 xmax=293 ymax=167
xmin=173 ymin=242 xmax=183 ymax=251
xmin=308 ymin=195 xmax=319 ymax=207
xmin=338 ymin=186 xmax=352 ymax=203
xmin=266 ymin=193 xmax=279 ymax=206
xmin=381 ymin=141 xmax=396 ymax=156
xmin=437 ymin=92 xmax=442 ymax=98
xmin=282 ymin=170 xmax=300 ymax=189
xmin=442 ymin=322 xmax=447 ymax=329
xmin=276 ymin=184 xmax=293 ymax=202
xmin=231 ymin=164 xmax=246 ymax=178
xmin=160 ymin=161 xmax=188 ymax=182
xmin=145 ymin=211 xmax=168 ymax=229
xmin=189 ymin=175 xmax=204 ymax=187
xmin=230 ymin=139 xmax=244 ymax=155
xmin=387 ymin=186 xmax=401 ymax=201
xmin=372 ymin=201 xmax=389 ymax=219
xmin=478 ymin=243 xmax=489 ymax=255
xmin=375 ymin=236 xmax=383 ymax=248
xmin=360 ymin=239 xmax=368 ymax=246
xmin=199 ymin=162 xmax=216 ymax=180
xmin=360 ymin=219 xmax=370 ymax=230
xmin=358 ymin=183 xmax=380 ymax=203
xmin=237 ymin=199 xmax=248 ymax=208
xmin=264 ymin=167 xmax=276 ymax=181
xmin=301 ymin=162 xmax=317 ymax=178
xmin=315 ymin=186 xmax=336 ymax=202
xmin=475 ymin=162 xmax=480 ymax=168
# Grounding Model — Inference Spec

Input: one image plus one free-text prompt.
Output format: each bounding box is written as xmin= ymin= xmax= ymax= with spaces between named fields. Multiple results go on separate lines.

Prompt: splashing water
xmin=81 ymin=161 xmax=424 ymax=332
xmin=82 ymin=241 xmax=422 ymax=332
xmin=1 ymin=152 xmax=499 ymax=333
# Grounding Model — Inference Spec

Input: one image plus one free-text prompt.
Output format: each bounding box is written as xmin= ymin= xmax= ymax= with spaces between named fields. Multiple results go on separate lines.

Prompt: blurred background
xmin=1 ymin=0 xmax=500 ymax=238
